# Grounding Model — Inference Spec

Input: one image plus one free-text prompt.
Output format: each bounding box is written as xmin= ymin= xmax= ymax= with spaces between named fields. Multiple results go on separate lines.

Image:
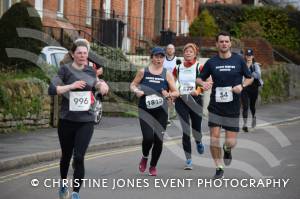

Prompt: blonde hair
xmin=183 ymin=43 xmax=199 ymax=55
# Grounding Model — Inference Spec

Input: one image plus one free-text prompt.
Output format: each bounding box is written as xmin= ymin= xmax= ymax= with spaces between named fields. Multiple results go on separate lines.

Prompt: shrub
xmin=0 ymin=77 xmax=47 ymax=118
xmin=189 ymin=9 xmax=219 ymax=37
xmin=238 ymin=21 xmax=265 ymax=38
xmin=0 ymin=1 xmax=45 ymax=68
xmin=201 ymin=4 xmax=245 ymax=35
xmin=260 ymin=64 xmax=290 ymax=103
xmin=200 ymin=4 xmax=300 ymax=52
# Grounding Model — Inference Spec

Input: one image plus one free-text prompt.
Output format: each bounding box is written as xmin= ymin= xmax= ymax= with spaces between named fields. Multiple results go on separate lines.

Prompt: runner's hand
xmin=161 ymin=89 xmax=170 ymax=98
xmin=232 ymin=84 xmax=243 ymax=94
xmin=202 ymin=81 xmax=213 ymax=91
xmin=190 ymin=90 xmax=198 ymax=96
xmin=70 ymin=80 xmax=86 ymax=90
xmin=135 ymin=89 xmax=144 ymax=97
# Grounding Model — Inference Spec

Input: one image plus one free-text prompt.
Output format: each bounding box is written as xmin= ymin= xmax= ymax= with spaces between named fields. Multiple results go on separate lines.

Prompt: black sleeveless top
xmin=138 ymin=67 xmax=169 ymax=110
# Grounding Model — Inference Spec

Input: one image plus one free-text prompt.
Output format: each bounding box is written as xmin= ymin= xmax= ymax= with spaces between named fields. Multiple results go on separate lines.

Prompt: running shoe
xmin=58 ymin=186 xmax=69 ymax=199
xmin=196 ymin=142 xmax=204 ymax=154
xmin=223 ymin=144 xmax=232 ymax=166
xmin=71 ymin=192 xmax=80 ymax=199
xmin=139 ymin=157 xmax=148 ymax=173
xmin=184 ymin=159 xmax=193 ymax=170
xmin=167 ymin=120 xmax=171 ymax=127
xmin=149 ymin=166 xmax=157 ymax=176
xmin=242 ymin=126 xmax=248 ymax=132
xmin=252 ymin=116 xmax=256 ymax=128
xmin=213 ymin=167 xmax=224 ymax=179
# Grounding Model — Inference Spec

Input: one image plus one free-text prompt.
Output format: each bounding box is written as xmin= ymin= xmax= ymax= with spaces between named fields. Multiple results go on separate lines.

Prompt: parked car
xmin=39 ymin=46 xmax=68 ymax=69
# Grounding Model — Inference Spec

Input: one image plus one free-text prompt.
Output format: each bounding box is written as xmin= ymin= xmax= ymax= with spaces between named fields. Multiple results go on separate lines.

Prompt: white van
xmin=39 ymin=46 xmax=68 ymax=68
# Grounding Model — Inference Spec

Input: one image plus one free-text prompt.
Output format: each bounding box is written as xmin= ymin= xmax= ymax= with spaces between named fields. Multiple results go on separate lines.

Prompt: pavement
xmin=0 ymin=99 xmax=300 ymax=172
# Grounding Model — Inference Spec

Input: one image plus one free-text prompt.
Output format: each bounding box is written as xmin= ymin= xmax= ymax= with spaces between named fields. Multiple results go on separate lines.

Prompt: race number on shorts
xmin=215 ymin=87 xmax=233 ymax=103
xmin=145 ymin=94 xmax=163 ymax=109
xmin=179 ymin=82 xmax=195 ymax=95
xmin=69 ymin=91 xmax=91 ymax=111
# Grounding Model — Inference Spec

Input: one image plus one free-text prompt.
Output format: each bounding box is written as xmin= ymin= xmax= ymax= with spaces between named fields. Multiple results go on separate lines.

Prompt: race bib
xmin=69 ymin=91 xmax=91 ymax=111
xmin=145 ymin=94 xmax=164 ymax=109
xmin=179 ymin=82 xmax=195 ymax=95
xmin=215 ymin=87 xmax=233 ymax=103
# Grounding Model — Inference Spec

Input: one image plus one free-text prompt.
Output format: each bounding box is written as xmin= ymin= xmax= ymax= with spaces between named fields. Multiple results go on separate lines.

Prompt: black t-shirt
xmin=200 ymin=53 xmax=252 ymax=116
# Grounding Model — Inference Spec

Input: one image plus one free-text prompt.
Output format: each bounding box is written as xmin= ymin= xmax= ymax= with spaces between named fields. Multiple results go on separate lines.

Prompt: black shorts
xmin=208 ymin=112 xmax=240 ymax=132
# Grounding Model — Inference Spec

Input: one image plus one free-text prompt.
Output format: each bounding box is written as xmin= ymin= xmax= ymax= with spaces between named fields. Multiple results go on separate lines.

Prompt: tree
xmin=189 ymin=9 xmax=219 ymax=37
xmin=0 ymin=1 xmax=45 ymax=67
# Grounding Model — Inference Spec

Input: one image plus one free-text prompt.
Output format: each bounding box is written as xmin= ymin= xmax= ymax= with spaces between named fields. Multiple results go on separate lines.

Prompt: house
xmin=1 ymin=0 xmax=201 ymax=53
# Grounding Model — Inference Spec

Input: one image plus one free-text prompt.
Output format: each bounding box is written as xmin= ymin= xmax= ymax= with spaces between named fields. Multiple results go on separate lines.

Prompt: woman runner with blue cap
xmin=130 ymin=47 xmax=179 ymax=176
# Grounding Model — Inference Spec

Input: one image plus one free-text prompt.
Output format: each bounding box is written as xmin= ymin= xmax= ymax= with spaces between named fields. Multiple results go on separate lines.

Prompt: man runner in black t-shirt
xmin=197 ymin=32 xmax=253 ymax=179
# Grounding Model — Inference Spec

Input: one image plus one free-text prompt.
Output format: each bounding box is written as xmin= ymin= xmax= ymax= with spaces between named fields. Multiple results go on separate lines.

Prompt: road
xmin=1 ymin=121 xmax=300 ymax=199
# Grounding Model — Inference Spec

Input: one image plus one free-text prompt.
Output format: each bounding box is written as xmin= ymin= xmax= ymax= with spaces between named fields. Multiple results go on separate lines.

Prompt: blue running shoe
xmin=184 ymin=159 xmax=192 ymax=170
xmin=71 ymin=192 xmax=80 ymax=199
xmin=58 ymin=186 xmax=69 ymax=199
xmin=196 ymin=142 xmax=204 ymax=154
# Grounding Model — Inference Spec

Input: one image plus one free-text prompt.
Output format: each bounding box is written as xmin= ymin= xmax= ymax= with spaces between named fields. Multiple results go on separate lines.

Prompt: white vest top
xmin=177 ymin=62 xmax=199 ymax=95
xmin=163 ymin=56 xmax=177 ymax=72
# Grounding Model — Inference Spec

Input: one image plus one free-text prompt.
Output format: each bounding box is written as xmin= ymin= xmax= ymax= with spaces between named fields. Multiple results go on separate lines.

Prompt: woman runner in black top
xmin=241 ymin=48 xmax=263 ymax=132
xmin=130 ymin=47 xmax=179 ymax=176
xmin=48 ymin=39 xmax=102 ymax=199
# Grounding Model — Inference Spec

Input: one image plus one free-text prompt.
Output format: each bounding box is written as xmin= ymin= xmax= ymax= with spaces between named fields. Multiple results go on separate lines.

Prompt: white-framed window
xmin=103 ymin=0 xmax=111 ymax=19
xmin=35 ymin=0 xmax=43 ymax=18
xmin=86 ymin=0 xmax=92 ymax=25
xmin=57 ymin=0 xmax=64 ymax=18
xmin=0 ymin=0 xmax=20 ymax=17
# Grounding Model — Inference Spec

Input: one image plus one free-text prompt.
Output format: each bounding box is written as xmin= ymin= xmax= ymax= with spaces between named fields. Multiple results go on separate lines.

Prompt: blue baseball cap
xmin=245 ymin=48 xmax=254 ymax=56
xmin=151 ymin=47 xmax=165 ymax=56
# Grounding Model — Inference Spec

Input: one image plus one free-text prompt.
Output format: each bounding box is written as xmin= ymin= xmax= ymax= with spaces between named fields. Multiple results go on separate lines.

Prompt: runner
xmin=49 ymin=39 xmax=102 ymax=199
xmin=163 ymin=44 xmax=177 ymax=126
xmin=172 ymin=43 xmax=207 ymax=170
xmin=196 ymin=32 xmax=253 ymax=179
xmin=241 ymin=48 xmax=263 ymax=132
xmin=130 ymin=47 xmax=179 ymax=176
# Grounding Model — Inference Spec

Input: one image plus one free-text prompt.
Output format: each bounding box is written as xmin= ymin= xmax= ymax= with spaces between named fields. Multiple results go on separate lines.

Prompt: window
xmin=86 ymin=0 xmax=92 ymax=25
xmin=103 ymin=0 xmax=111 ymax=19
xmin=57 ymin=0 xmax=64 ymax=18
xmin=35 ymin=0 xmax=43 ymax=18
xmin=0 ymin=0 xmax=20 ymax=17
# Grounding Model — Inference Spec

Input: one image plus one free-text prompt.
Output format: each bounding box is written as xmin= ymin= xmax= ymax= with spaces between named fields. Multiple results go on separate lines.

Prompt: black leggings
xmin=138 ymin=107 xmax=167 ymax=167
xmin=58 ymin=119 xmax=94 ymax=193
xmin=175 ymin=95 xmax=202 ymax=160
xmin=241 ymin=87 xmax=259 ymax=121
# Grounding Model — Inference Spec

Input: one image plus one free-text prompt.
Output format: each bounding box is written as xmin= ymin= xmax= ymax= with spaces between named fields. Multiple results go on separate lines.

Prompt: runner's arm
xmin=130 ymin=69 xmax=145 ymax=97
xmin=166 ymin=71 xmax=179 ymax=98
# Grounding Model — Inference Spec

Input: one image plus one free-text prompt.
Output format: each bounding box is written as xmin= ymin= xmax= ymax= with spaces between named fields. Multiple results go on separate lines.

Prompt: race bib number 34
xmin=215 ymin=87 xmax=233 ymax=103
xmin=69 ymin=91 xmax=91 ymax=111
xmin=145 ymin=94 xmax=163 ymax=109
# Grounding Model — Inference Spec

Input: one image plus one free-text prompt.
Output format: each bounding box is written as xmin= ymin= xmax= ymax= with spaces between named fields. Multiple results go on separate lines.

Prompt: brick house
xmin=1 ymin=0 xmax=201 ymax=53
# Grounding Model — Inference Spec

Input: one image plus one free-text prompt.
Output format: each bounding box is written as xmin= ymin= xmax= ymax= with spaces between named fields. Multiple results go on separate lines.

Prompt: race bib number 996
xmin=215 ymin=87 xmax=233 ymax=103
xmin=145 ymin=94 xmax=164 ymax=109
xmin=69 ymin=91 xmax=91 ymax=111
